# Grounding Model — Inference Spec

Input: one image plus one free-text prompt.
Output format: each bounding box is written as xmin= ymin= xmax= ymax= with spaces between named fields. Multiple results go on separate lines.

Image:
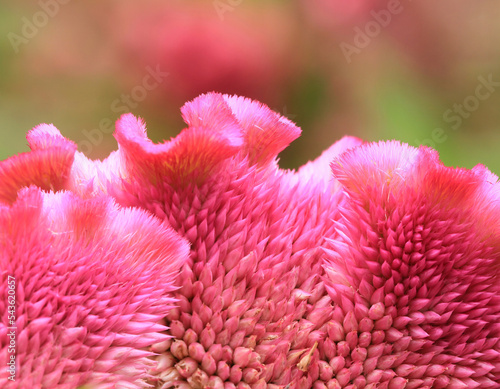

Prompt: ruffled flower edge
xmin=0 ymin=187 xmax=189 ymax=387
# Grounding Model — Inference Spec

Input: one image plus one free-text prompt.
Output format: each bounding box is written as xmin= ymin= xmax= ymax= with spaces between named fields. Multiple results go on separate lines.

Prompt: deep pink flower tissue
xmin=0 ymin=128 xmax=189 ymax=387
xmin=0 ymin=93 xmax=499 ymax=388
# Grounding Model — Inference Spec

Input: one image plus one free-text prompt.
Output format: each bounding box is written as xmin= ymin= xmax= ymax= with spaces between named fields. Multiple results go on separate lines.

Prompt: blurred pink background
xmin=1 ymin=0 xmax=500 ymax=171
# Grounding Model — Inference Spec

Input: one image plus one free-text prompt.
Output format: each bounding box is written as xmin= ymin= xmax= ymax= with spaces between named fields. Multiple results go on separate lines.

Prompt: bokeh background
xmin=1 ymin=0 xmax=500 ymax=172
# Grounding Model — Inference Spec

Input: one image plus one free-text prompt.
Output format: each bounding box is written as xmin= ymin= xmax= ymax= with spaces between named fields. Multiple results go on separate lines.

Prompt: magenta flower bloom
xmin=91 ymin=94 xmax=362 ymax=388
xmin=0 ymin=128 xmax=189 ymax=388
xmin=324 ymin=142 xmax=500 ymax=388
xmin=2 ymin=93 xmax=499 ymax=388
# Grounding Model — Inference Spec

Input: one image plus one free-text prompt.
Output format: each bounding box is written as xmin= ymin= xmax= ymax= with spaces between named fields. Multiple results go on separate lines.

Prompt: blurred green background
xmin=1 ymin=0 xmax=500 ymax=172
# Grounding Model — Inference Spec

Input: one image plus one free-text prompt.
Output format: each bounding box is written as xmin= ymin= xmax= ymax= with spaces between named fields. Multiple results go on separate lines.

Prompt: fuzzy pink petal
xmin=296 ymin=135 xmax=363 ymax=188
xmin=330 ymin=140 xmax=421 ymax=196
xmin=0 ymin=124 xmax=76 ymax=204
xmin=180 ymin=92 xmax=243 ymax=148
xmin=113 ymin=113 xmax=242 ymax=186
xmin=222 ymin=94 xmax=301 ymax=165
xmin=324 ymin=141 xmax=500 ymax=387
xmin=0 ymin=187 xmax=189 ymax=388
xmin=182 ymin=92 xmax=301 ymax=166
xmin=332 ymin=142 xmax=500 ymax=245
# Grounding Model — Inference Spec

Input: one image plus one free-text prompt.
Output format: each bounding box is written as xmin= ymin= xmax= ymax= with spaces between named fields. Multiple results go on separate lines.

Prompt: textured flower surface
xmin=0 ymin=129 xmax=189 ymax=388
xmin=323 ymin=143 xmax=500 ymax=388
xmin=1 ymin=93 xmax=499 ymax=388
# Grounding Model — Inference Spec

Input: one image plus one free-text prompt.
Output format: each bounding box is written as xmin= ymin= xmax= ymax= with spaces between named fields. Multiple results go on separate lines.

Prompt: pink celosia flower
xmin=93 ymin=94 xmax=362 ymax=388
xmin=2 ymin=93 xmax=499 ymax=388
xmin=0 ymin=129 xmax=189 ymax=388
xmin=323 ymin=142 xmax=500 ymax=388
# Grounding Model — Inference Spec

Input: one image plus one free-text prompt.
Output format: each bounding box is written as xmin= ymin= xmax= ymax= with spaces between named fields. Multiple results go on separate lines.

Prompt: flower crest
xmin=1 ymin=93 xmax=499 ymax=388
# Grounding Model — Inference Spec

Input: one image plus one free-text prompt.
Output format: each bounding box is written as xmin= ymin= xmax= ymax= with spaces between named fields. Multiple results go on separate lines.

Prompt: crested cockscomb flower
xmin=2 ymin=93 xmax=499 ymax=388
xmin=323 ymin=142 xmax=500 ymax=388
xmin=0 ymin=128 xmax=189 ymax=388
xmin=3 ymin=94 xmax=358 ymax=388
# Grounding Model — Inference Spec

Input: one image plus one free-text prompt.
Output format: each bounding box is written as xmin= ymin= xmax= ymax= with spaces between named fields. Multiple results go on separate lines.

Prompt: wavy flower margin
xmin=0 ymin=93 xmax=499 ymax=388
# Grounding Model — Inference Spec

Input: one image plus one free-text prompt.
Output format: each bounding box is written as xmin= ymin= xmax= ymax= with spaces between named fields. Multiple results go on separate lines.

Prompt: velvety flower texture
xmin=2 ymin=93 xmax=500 ymax=388
xmin=0 ymin=127 xmax=189 ymax=388
xmin=324 ymin=144 xmax=500 ymax=388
